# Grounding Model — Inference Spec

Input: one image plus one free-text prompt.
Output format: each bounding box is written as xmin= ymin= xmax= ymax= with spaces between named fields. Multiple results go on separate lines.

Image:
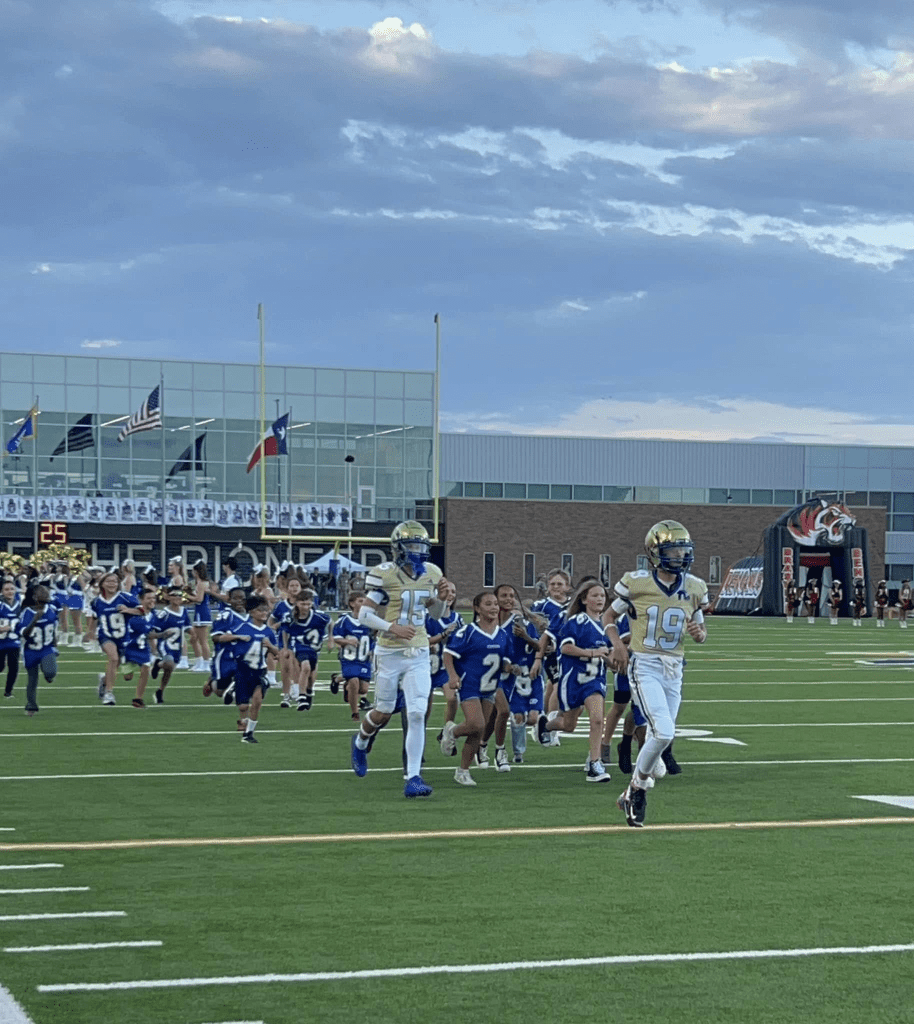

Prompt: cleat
xmin=512 ymin=753 xmax=523 ymax=764
xmin=329 ymin=673 xmax=340 ymax=695
xmin=454 ymin=767 xmax=476 ymax=787
xmin=494 ymin=748 xmax=511 ymax=773
xmin=297 ymin=696 xmax=310 ymax=712
xmin=154 ymin=689 xmax=164 ymax=705
xmin=475 ymin=745 xmax=490 ymax=769
xmin=150 ymin=658 xmax=162 ymax=680
xmin=617 ymin=742 xmax=633 ymax=775
xmin=630 ymin=783 xmax=647 ymax=825
xmin=617 ymin=785 xmax=642 ymax=827
xmin=660 ymin=748 xmax=682 ymax=775
xmin=280 ymin=695 xmax=291 ymax=709
xmin=3 ymin=691 xmax=12 ymax=699
xmin=536 ymin=716 xmax=551 ymax=746
xmin=439 ymin=720 xmax=457 ymax=756
xmin=586 ymin=759 xmax=610 ymax=783
xmin=241 ymin=731 xmax=258 ymax=744
xmin=351 ymin=734 xmax=368 ymax=777
xmin=222 ymin=681 xmax=235 ymax=705
xmin=358 ymin=696 xmax=372 ymax=711
xmin=102 ymin=691 xmax=116 ymax=706
xmin=404 ymin=775 xmax=433 ymax=798
xmin=131 ymin=698 xmax=145 ymax=708
xmin=97 ymin=673 xmax=106 ymax=700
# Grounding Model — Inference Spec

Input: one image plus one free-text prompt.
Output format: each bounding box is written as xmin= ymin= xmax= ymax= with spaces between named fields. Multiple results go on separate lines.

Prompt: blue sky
xmin=4 ymin=0 xmax=914 ymax=443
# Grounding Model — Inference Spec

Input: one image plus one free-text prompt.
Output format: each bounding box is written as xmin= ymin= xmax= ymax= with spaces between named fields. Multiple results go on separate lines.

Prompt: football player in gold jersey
xmin=605 ymin=521 xmax=709 ymax=827
xmin=350 ymin=520 xmax=453 ymax=798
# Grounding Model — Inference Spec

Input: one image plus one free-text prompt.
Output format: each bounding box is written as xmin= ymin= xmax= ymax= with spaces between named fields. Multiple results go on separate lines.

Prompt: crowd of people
xmin=2 ymin=518 xmax=711 ymax=825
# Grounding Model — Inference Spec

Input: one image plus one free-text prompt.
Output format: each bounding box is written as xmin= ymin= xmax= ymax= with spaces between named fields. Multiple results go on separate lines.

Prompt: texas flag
xmin=247 ymin=412 xmax=289 ymax=473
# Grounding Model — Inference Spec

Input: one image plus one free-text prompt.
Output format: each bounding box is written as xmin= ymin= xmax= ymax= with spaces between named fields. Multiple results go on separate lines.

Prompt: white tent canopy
xmin=301 ymin=551 xmax=368 ymax=574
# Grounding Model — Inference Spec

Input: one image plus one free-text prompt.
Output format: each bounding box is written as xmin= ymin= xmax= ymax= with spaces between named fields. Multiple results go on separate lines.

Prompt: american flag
xmin=118 ymin=385 xmax=162 ymax=442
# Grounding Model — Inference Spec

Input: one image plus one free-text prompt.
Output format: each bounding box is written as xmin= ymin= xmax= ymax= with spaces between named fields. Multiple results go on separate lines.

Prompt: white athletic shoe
xmin=454 ymin=768 xmax=476 ymax=787
xmin=97 ymin=673 xmax=106 ymax=700
xmin=586 ymin=759 xmax=611 ymax=783
xmin=475 ymin=745 xmax=490 ymax=769
xmin=494 ymin=748 xmax=511 ymax=773
xmin=440 ymin=720 xmax=457 ymax=756
xmin=102 ymin=691 xmax=116 ymax=706
xmin=177 ymin=657 xmax=190 ymax=670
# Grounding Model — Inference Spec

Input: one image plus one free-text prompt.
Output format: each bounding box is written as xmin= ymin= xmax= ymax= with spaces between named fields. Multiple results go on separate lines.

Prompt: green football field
xmin=2 ymin=616 xmax=914 ymax=1024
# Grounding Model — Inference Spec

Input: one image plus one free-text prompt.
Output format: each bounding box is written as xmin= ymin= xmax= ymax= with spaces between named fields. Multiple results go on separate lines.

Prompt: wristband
xmin=357 ymin=605 xmax=392 ymax=633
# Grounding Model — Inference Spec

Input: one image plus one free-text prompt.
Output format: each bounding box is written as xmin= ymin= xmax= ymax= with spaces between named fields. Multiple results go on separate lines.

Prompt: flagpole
xmin=433 ymin=314 xmax=441 ymax=540
xmin=32 ymin=396 xmax=39 ymax=552
xmin=258 ymin=303 xmax=266 ymax=541
xmin=287 ymin=404 xmax=293 ymax=561
xmin=160 ymin=375 xmax=167 ymax=572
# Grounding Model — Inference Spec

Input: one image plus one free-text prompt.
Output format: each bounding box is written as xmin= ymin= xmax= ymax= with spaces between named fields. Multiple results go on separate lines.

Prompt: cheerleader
xmin=784 ymin=580 xmax=799 ymax=623
xmin=186 ymin=560 xmax=213 ymax=671
xmin=65 ymin=569 xmax=84 ymax=647
xmin=875 ymin=580 xmax=889 ymax=627
xmin=269 ymin=573 xmax=303 ymax=705
xmin=852 ymin=579 xmax=867 ymax=626
xmin=0 ymin=579 xmax=21 ymax=698
xmin=897 ymin=580 xmax=911 ymax=629
xmin=804 ymin=578 xmax=820 ymax=624
xmin=828 ymin=580 xmax=842 ymax=625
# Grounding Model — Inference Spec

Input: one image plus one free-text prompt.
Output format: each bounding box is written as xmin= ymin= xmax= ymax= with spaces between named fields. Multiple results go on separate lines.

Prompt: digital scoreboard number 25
xmin=39 ymin=522 xmax=69 ymax=546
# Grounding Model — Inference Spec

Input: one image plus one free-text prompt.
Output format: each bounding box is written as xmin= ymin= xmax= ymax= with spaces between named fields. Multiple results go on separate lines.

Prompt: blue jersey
xmin=532 ymin=597 xmax=567 ymax=645
xmin=332 ymin=614 xmax=375 ymax=679
xmin=154 ymin=607 xmax=191 ymax=660
xmin=445 ymin=621 xmax=510 ymax=700
xmin=0 ymin=599 xmax=21 ymax=651
xmin=558 ymin=613 xmax=609 ymax=709
xmin=92 ymin=593 xmax=139 ymax=646
xmin=124 ymin=612 xmax=156 ymax=666
xmin=270 ymin=599 xmax=294 ymax=628
xmin=51 ymin=579 xmax=70 ymax=610
xmin=18 ymin=606 xmax=58 ymax=668
xmin=425 ymin=610 xmax=459 ymax=687
xmin=232 ymin=620 xmax=278 ymax=678
xmin=502 ymin=614 xmax=540 ymax=672
xmin=211 ymin=607 xmax=247 ymax=678
xmin=281 ymin=610 xmax=330 ymax=656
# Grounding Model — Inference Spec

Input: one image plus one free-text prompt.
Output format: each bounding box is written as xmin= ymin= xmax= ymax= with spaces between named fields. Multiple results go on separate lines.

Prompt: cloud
xmin=80 ymin=339 xmax=122 ymax=349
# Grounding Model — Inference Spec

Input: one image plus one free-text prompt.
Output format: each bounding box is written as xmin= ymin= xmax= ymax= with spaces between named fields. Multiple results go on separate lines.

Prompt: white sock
xmin=404 ymin=711 xmax=426 ymax=778
xmin=247 ymin=718 xmax=257 ymax=733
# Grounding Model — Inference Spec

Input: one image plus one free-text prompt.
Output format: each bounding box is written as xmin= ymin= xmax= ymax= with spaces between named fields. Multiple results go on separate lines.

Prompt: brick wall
xmin=442 ymin=499 xmax=886 ymax=601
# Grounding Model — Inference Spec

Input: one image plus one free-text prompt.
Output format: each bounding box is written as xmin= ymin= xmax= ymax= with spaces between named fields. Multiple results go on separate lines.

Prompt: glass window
xmin=464 ymin=482 xmax=483 ymax=498
xmin=682 ymin=488 xmax=707 ymax=504
xmin=636 ymin=487 xmax=660 ymax=502
xmin=844 ymin=491 xmax=868 ymax=506
xmin=659 ymin=488 xmax=682 ymax=503
xmin=484 ymin=483 xmax=503 ymax=498
xmin=444 ymin=482 xmax=463 ymax=497
xmin=345 ymin=370 xmax=374 ymax=396
xmin=599 ymin=554 xmax=611 ymax=588
xmin=893 ymin=493 xmax=914 ymax=513
xmin=551 ymin=484 xmax=572 ymax=501
xmin=227 ymin=365 xmax=257 ymax=392
xmin=1 ymin=383 xmax=30 ymax=408
xmin=869 ymin=491 xmax=890 ymax=508
xmin=709 ymin=488 xmax=730 ymax=504
xmin=345 ymin=397 xmax=375 ymax=424
xmin=130 ymin=360 xmax=160 ymax=387
xmin=808 ymin=446 xmax=840 ymax=467
xmin=729 ymin=489 xmax=750 ymax=504
xmin=289 ymin=396 xmax=315 ymax=422
xmin=194 ymin=363 xmax=223 ymax=389
xmin=524 ymin=553 xmax=535 ymax=588
xmin=315 ymin=368 xmax=344 ymax=394
xmin=35 ymin=384 xmax=64 ymax=411
xmin=375 ymin=399 xmax=403 ymax=425
xmin=888 ymin=564 xmax=914 ymax=581
xmin=892 ymin=515 xmax=914 ymax=532
xmin=528 ymin=484 xmax=549 ymax=500
xmin=193 ymin=391 xmax=225 ymax=418
xmin=751 ymin=489 xmax=773 ymax=505
xmin=64 ymin=357 xmax=96 ymax=385
xmin=603 ymin=486 xmax=633 ymax=502
xmin=404 ymin=400 xmax=433 ymax=426
xmin=164 ymin=390 xmax=192 ymax=418
xmin=316 ymin=466 xmax=345 ymax=501
xmin=95 ymin=386 xmax=129 ymax=415
xmin=263 ymin=366 xmax=284 ymax=394
xmin=375 ymin=372 xmax=403 ymax=399
xmin=68 ymin=385 xmax=98 ymax=416
xmin=562 ymin=553 xmax=573 ymax=577
xmin=226 ymin=392 xmax=258 ymax=420
xmin=867 ymin=448 xmax=893 ymax=468
xmin=483 ymin=553 xmax=496 ymax=588
xmin=33 ymin=354 xmax=65 ymax=384
xmin=504 ymin=483 xmax=526 ymax=499
xmin=404 ymin=373 xmax=433 ymax=400
xmin=573 ymin=485 xmax=601 ymax=501
xmin=709 ymin=556 xmax=722 ymax=584
xmin=2 ymin=354 xmax=32 ymax=382
xmin=316 ymin=396 xmax=346 ymax=422
xmin=774 ymin=489 xmax=796 ymax=505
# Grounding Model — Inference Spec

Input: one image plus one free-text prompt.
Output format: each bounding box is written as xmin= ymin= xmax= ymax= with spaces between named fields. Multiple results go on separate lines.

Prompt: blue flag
xmin=5 ymin=408 xmax=37 ymax=455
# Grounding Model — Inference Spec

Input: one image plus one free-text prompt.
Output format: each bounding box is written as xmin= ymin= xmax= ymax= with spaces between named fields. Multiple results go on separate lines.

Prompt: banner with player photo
xmin=0 ymin=496 xmax=355 ymax=531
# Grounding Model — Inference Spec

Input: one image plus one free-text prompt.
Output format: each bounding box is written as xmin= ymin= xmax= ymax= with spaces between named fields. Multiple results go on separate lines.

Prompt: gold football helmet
xmin=645 ymin=520 xmax=694 ymax=573
xmin=391 ymin=519 xmax=431 ymax=572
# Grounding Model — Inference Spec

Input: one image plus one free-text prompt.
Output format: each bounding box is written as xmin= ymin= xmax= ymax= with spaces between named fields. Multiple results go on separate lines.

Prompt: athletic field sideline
xmin=1 ymin=616 xmax=913 ymax=1024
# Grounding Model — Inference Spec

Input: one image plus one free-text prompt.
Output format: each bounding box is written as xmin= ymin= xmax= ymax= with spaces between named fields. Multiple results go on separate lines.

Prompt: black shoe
xmin=280 ymin=695 xmax=290 ymax=709
xmin=536 ymin=715 xmax=551 ymax=745
xmin=3 ymin=690 xmax=12 ymax=699
xmin=661 ymin=748 xmax=682 ymax=775
xmin=131 ymin=698 xmax=145 ymax=709
xmin=617 ymin=741 xmax=633 ymax=775
xmin=329 ymin=674 xmax=340 ymax=695
xmin=358 ymin=696 xmax=372 ymax=711
xmin=222 ymin=681 xmax=235 ymax=705
xmin=154 ymin=689 xmax=164 ymax=705
xmin=150 ymin=658 xmax=162 ymax=680
xmin=631 ymin=785 xmax=647 ymax=825
xmin=241 ymin=731 xmax=258 ymax=744
xmin=298 ymin=692 xmax=312 ymax=711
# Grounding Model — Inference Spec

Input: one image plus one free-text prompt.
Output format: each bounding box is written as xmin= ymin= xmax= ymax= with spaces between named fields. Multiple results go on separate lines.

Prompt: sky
xmin=4 ymin=0 xmax=914 ymax=444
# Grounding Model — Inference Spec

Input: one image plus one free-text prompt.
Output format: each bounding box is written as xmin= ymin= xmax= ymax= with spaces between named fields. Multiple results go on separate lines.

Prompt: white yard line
xmin=36 ymin=941 xmax=914 ymax=992
xmin=2 ymin=755 xmax=914 ymax=784
xmin=0 ymin=982 xmax=34 ymax=1024
xmin=0 ymin=912 xmax=125 ymax=922
xmin=0 ymin=888 xmax=89 ymax=895
xmin=4 ymin=941 xmax=161 ymax=953
xmin=0 ymin=865 xmax=63 ymax=872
